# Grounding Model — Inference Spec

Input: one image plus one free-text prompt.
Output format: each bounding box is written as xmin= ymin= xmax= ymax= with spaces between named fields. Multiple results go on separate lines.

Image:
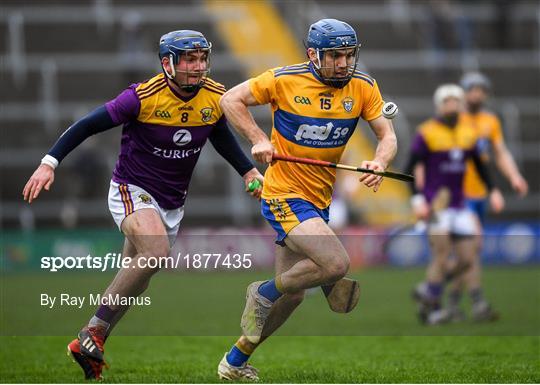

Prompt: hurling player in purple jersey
xmin=407 ymin=84 xmax=498 ymax=325
xmin=23 ymin=30 xmax=263 ymax=380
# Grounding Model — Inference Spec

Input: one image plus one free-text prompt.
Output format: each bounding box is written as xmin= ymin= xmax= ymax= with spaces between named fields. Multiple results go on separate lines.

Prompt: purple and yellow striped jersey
xmin=105 ymin=73 xmax=226 ymax=209
xmin=411 ymin=117 xmax=481 ymax=208
xmin=249 ymin=61 xmax=384 ymax=209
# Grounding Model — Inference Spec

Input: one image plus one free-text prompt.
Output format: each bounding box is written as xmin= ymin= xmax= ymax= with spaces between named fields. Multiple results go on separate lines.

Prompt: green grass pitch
xmin=1 ymin=267 xmax=539 ymax=383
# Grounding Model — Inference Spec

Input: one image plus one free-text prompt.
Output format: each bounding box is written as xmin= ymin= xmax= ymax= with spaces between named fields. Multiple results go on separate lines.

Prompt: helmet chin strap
xmin=163 ymin=54 xmax=176 ymax=80
xmin=309 ymin=49 xmax=324 ymax=79
xmin=315 ymin=48 xmax=323 ymax=70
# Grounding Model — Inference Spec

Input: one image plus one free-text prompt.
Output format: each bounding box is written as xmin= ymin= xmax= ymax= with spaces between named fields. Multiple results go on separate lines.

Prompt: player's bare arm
xmin=220 ymin=81 xmax=274 ymax=164
xmin=359 ymin=115 xmax=398 ymax=192
xmin=22 ymin=163 xmax=55 ymax=203
xmin=492 ymin=140 xmax=528 ymax=196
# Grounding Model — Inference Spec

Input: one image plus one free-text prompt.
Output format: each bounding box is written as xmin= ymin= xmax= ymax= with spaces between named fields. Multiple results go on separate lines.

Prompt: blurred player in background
xmin=217 ymin=19 xmax=397 ymax=380
xmin=22 ymin=30 xmax=263 ymax=380
xmin=408 ymin=84 xmax=498 ymax=325
xmin=441 ymin=72 xmax=529 ymax=322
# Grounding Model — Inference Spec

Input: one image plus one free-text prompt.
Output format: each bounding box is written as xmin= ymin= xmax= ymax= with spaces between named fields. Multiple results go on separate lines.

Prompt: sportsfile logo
xmin=294 ymin=122 xmax=350 ymax=142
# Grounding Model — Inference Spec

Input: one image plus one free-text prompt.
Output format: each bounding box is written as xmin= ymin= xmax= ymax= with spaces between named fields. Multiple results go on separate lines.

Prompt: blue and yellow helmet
xmin=306 ymin=19 xmax=360 ymax=88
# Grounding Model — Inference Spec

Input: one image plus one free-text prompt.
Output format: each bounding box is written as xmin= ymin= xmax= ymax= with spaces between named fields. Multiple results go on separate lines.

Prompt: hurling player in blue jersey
xmin=22 ymin=30 xmax=263 ymax=380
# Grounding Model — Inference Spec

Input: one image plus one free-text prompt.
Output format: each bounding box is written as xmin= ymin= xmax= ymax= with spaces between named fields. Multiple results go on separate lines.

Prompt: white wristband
xmin=410 ymin=194 xmax=426 ymax=209
xmin=41 ymin=154 xmax=59 ymax=170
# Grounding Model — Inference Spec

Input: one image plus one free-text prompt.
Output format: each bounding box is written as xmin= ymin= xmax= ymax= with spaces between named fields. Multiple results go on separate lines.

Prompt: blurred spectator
xmin=58 ymin=137 xmax=107 ymax=228
xmin=118 ymin=11 xmax=147 ymax=84
xmin=72 ymin=137 xmax=107 ymax=199
xmin=424 ymin=0 xmax=476 ymax=76
xmin=329 ymin=189 xmax=350 ymax=230
xmin=60 ymin=201 xmax=79 ymax=229
xmin=494 ymin=0 xmax=512 ymax=49
xmin=18 ymin=206 xmax=35 ymax=232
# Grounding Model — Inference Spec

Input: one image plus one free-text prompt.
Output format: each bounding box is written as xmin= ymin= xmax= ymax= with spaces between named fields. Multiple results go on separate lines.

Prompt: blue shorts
xmin=261 ymin=198 xmax=330 ymax=245
xmin=465 ymin=198 xmax=487 ymax=224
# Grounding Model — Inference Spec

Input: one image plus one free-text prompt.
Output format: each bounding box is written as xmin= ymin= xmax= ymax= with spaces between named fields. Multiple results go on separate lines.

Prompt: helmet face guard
xmin=312 ymin=45 xmax=360 ymax=89
xmin=159 ymin=30 xmax=212 ymax=93
xmin=163 ymin=46 xmax=212 ymax=93
xmin=306 ymin=19 xmax=360 ymax=89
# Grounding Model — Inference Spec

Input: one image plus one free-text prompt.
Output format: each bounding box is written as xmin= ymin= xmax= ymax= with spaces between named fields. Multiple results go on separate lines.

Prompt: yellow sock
xmin=235 ymin=336 xmax=257 ymax=355
xmin=275 ymin=274 xmax=284 ymax=293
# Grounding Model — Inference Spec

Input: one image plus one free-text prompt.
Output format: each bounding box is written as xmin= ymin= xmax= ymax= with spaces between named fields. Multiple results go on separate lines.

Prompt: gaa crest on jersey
xmin=138 ymin=193 xmax=152 ymax=204
xmin=200 ymin=107 xmax=214 ymax=123
xmin=342 ymin=97 xmax=354 ymax=113
xmin=270 ymin=198 xmax=287 ymax=221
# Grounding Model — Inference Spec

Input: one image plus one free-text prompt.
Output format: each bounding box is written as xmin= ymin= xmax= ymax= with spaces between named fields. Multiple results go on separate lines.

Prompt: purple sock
xmin=427 ymin=283 xmax=442 ymax=299
xmin=95 ymin=305 xmax=117 ymax=323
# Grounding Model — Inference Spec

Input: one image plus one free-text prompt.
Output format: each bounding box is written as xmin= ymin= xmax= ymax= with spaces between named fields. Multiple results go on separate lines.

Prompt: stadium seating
xmin=1 ymin=0 xmax=538 ymax=227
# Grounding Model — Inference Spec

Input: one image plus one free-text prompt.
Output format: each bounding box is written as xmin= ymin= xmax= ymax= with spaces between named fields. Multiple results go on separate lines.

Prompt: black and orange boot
xmin=67 ymin=327 xmax=108 ymax=380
